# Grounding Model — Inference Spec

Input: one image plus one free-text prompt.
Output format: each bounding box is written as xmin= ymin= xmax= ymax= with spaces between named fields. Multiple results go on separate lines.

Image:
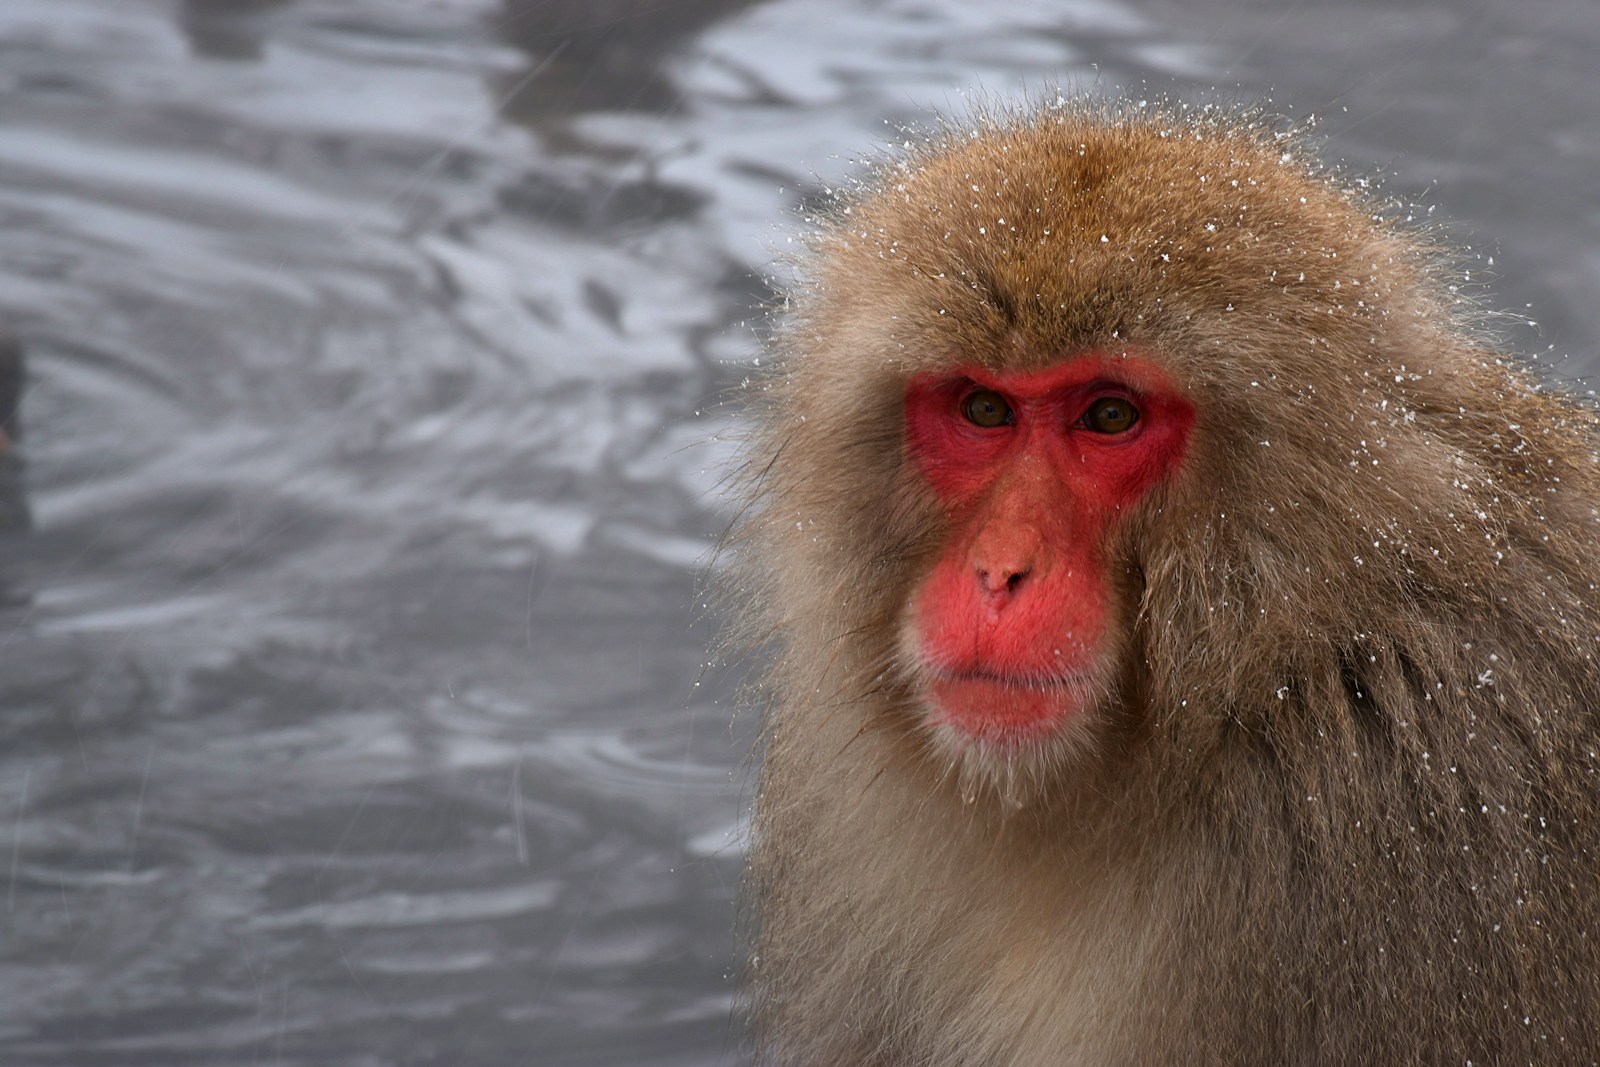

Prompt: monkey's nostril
xmin=977 ymin=566 xmax=1030 ymax=596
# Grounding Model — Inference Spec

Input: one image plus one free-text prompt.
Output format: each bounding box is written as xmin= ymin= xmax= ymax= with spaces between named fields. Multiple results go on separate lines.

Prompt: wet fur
xmin=729 ymin=99 xmax=1600 ymax=1065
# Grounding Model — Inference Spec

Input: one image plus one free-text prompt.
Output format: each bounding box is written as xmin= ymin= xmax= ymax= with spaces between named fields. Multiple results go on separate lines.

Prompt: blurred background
xmin=0 ymin=0 xmax=1595 ymax=1063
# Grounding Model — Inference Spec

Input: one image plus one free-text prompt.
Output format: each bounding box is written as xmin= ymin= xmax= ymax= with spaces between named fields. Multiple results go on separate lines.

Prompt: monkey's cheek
xmin=923 ymin=675 xmax=1088 ymax=746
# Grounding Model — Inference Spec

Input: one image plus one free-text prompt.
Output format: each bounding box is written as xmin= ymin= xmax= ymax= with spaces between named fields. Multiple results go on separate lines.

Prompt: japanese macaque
xmin=730 ymin=100 xmax=1600 ymax=1065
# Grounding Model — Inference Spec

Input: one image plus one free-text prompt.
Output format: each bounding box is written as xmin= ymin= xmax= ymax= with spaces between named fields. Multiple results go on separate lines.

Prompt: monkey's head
xmin=747 ymin=102 xmax=1597 ymax=802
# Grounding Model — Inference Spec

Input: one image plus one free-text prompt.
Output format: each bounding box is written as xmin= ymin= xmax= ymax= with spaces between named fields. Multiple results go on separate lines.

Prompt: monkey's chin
xmin=924 ymin=674 xmax=1088 ymax=748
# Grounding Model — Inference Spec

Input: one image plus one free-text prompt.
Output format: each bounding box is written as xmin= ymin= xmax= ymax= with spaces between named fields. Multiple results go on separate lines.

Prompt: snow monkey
xmin=729 ymin=99 xmax=1600 ymax=1066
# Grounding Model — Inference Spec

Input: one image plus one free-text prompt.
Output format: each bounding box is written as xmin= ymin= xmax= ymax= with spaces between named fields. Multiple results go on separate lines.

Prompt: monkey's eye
xmin=962 ymin=390 xmax=1014 ymax=428
xmin=1082 ymin=396 xmax=1139 ymax=434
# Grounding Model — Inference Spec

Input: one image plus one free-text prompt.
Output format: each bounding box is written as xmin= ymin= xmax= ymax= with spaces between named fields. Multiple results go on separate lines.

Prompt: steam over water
xmin=0 ymin=0 xmax=1595 ymax=1062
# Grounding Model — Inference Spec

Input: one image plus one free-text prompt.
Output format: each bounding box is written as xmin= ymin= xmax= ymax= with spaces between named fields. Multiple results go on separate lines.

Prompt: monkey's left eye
xmin=1082 ymin=396 xmax=1139 ymax=434
xmin=962 ymin=390 xmax=1014 ymax=428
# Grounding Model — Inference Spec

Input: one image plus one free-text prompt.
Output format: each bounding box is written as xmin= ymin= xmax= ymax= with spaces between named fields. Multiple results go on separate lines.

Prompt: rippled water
xmin=0 ymin=0 xmax=1595 ymax=1063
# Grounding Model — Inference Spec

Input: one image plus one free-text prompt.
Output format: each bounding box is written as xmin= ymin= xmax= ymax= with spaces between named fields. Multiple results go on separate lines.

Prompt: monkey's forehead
xmin=802 ymin=111 xmax=1438 ymax=380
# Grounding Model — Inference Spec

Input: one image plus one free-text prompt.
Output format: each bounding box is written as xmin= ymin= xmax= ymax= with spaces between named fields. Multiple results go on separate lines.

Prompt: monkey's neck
xmin=752 ymin=710 xmax=1217 ymax=1065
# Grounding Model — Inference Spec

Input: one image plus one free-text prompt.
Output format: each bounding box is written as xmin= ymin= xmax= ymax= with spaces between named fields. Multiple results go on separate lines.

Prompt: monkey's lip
xmin=924 ymin=669 xmax=1088 ymax=742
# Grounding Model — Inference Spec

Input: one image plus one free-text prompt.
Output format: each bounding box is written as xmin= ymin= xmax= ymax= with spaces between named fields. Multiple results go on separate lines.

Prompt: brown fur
xmin=729 ymin=99 xmax=1600 ymax=1065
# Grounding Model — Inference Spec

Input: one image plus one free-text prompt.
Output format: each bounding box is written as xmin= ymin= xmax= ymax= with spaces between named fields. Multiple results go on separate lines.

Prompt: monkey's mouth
xmin=923 ymin=669 xmax=1089 ymax=743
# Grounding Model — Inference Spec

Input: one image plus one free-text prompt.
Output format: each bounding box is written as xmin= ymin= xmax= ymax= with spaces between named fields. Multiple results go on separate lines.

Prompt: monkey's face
xmin=901 ymin=353 xmax=1194 ymax=756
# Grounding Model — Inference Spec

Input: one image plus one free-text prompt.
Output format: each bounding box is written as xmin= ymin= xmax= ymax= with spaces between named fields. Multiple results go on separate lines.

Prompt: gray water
xmin=0 ymin=0 xmax=1596 ymax=1064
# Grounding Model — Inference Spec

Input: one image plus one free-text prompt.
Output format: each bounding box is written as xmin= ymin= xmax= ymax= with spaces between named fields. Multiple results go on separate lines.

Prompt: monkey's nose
xmin=970 ymin=516 xmax=1041 ymax=601
xmin=977 ymin=563 xmax=1031 ymax=597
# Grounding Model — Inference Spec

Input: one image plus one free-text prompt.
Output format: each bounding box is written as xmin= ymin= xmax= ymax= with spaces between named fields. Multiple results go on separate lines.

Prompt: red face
xmin=903 ymin=355 xmax=1194 ymax=748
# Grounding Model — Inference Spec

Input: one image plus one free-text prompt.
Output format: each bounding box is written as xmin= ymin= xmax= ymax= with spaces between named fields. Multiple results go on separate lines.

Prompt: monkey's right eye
xmin=962 ymin=390 xmax=1014 ymax=428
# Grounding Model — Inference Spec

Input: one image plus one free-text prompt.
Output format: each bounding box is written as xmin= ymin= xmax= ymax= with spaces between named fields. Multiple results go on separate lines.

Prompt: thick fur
xmin=730 ymin=99 xmax=1600 ymax=1065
